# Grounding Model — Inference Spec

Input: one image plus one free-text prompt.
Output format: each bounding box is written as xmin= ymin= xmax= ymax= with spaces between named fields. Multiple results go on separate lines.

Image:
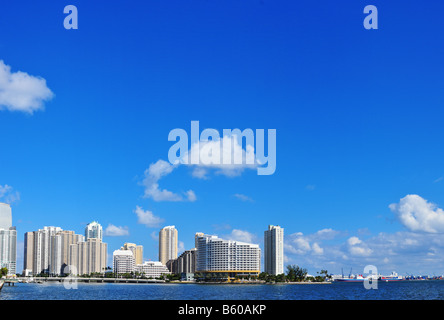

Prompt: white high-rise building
xmin=159 ymin=226 xmax=178 ymax=265
xmin=113 ymin=249 xmax=135 ymax=275
xmin=195 ymin=234 xmax=261 ymax=279
xmin=264 ymin=225 xmax=284 ymax=275
xmin=0 ymin=203 xmax=16 ymax=275
xmin=85 ymin=221 xmax=103 ymax=241
xmin=31 ymin=226 xmax=62 ymax=275
xmin=0 ymin=203 xmax=12 ymax=230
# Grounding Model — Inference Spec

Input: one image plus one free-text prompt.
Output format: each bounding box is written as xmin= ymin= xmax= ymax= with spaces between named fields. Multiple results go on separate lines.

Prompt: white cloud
xmin=104 ymin=224 xmax=129 ymax=236
xmin=312 ymin=242 xmax=324 ymax=255
xmin=185 ymin=190 xmax=197 ymax=202
xmin=0 ymin=184 xmax=20 ymax=204
xmin=233 ymin=193 xmax=254 ymax=202
xmin=347 ymin=236 xmax=362 ymax=246
xmin=150 ymin=231 xmax=158 ymax=241
xmin=226 ymin=229 xmax=257 ymax=244
xmin=183 ymin=135 xmax=258 ymax=178
xmin=0 ymin=60 xmax=54 ymax=114
xmin=389 ymin=194 xmax=444 ymax=233
xmin=178 ymin=241 xmax=185 ymax=254
xmin=134 ymin=206 xmax=164 ymax=228
xmin=142 ymin=160 xmax=196 ymax=202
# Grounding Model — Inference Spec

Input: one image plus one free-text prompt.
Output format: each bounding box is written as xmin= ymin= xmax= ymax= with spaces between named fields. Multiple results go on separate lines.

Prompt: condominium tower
xmin=85 ymin=221 xmax=103 ymax=241
xmin=23 ymin=227 xmax=84 ymax=275
xmin=195 ymin=234 xmax=261 ymax=279
xmin=113 ymin=249 xmax=135 ymax=275
xmin=159 ymin=226 xmax=178 ymax=265
xmin=121 ymin=242 xmax=143 ymax=265
xmin=0 ymin=202 xmax=16 ymax=275
xmin=264 ymin=225 xmax=284 ymax=275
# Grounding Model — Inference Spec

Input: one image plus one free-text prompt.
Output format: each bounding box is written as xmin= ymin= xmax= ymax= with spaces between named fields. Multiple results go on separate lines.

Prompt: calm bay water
xmin=2 ymin=281 xmax=444 ymax=300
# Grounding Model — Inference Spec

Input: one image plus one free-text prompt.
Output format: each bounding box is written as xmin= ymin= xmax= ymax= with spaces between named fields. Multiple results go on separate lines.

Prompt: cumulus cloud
xmin=226 ymin=229 xmax=257 ymax=244
xmin=134 ymin=205 xmax=164 ymax=228
xmin=389 ymin=194 xmax=444 ymax=233
xmin=346 ymin=236 xmax=372 ymax=257
xmin=347 ymin=236 xmax=362 ymax=246
xmin=142 ymin=160 xmax=196 ymax=202
xmin=0 ymin=184 xmax=20 ymax=204
xmin=184 ymin=135 xmax=258 ymax=178
xmin=104 ymin=224 xmax=129 ymax=236
xmin=0 ymin=60 xmax=54 ymax=114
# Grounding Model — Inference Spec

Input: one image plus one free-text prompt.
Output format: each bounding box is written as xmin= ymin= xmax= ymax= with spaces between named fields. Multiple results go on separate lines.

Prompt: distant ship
xmin=334 ymin=269 xmax=403 ymax=283
xmin=379 ymin=271 xmax=404 ymax=282
xmin=334 ymin=274 xmax=366 ymax=283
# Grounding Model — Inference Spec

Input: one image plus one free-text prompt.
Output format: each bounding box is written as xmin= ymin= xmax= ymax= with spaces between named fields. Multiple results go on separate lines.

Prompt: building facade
xmin=121 ymin=242 xmax=143 ymax=265
xmin=68 ymin=238 xmax=107 ymax=276
xmin=135 ymin=261 xmax=170 ymax=279
xmin=264 ymin=225 xmax=284 ymax=275
xmin=85 ymin=221 xmax=103 ymax=241
xmin=0 ymin=203 xmax=16 ymax=275
xmin=113 ymin=249 xmax=135 ymax=275
xmin=195 ymin=234 xmax=261 ymax=280
xmin=159 ymin=226 xmax=178 ymax=265
xmin=24 ymin=227 xmax=84 ymax=276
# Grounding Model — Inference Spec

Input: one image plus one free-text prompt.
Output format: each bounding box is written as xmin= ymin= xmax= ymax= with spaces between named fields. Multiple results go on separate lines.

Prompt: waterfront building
xmin=113 ymin=249 xmax=135 ymax=275
xmin=167 ymin=248 xmax=196 ymax=274
xmin=121 ymin=242 xmax=143 ymax=265
xmin=264 ymin=225 xmax=284 ymax=275
xmin=29 ymin=226 xmax=62 ymax=275
xmin=69 ymin=238 xmax=107 ymax=276
xmin=85 ymin=221 xmax=103 ymax=241
xmin=50 ymin=230 xmax=84 ymax=275
xmin=0 ymin=203 xmax=16 ymax=275
xmin=195 ymin=234 xmax=261 ymax=280
xmin=24 ymin=227 xmax=84 ymax=276
xmin=159 ymin=226 xmax=178 ymax=265
xmin=135 ymin=261 xmax=170 ymax=279
xmin=23 ymin=231 xmax=34 ymax=275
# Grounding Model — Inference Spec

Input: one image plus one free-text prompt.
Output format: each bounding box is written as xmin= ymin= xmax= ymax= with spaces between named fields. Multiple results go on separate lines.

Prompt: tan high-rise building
xmin=23 ymin=232 xmax=34 ymax=275
xmin=159 ymin=226 xmax=178 ymax=265
xmin=69 ymin=238 xmax=107 ymax=276
xmin=50 ymin=230 xmax=84 ymax=275
xmin=121 ymin=242 xmax=143 ymax=265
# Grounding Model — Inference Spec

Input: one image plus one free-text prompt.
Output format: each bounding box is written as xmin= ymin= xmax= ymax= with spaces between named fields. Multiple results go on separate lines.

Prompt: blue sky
xmin=1 ymin=0 xmax=444 ymax=276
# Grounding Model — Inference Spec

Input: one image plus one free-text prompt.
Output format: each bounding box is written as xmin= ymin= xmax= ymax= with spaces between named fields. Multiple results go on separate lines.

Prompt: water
xmin=1 ymin=281 xmax=444 ymax=300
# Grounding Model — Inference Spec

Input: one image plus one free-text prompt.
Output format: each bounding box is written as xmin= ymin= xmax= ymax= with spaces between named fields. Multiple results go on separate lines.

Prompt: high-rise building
xmin=30 ymin=226 xmax=62 ymax=275
xmin=69 ymin=238 xmax=107 ymax=276
xmin=85 ymin=221 xmax=103 ymax=241
xmin=0 ymin=202 xmax=12 ymax=230
xmin=0 ymin=203 xmax=16 ymax=275
xmin=113 ymin=249 xmax=135 ymax=275
xmin=23 ymin=232 xmax=34 ymax=275
xmin=50 ymin=230 xmax=84 ymax=275
xmin=195 ymin=234 xmax=261 ymax=280
xmin=159 ymin=226 xmax=178 ymax=265
xmin=264 ymin=225 xmax=284 ymax=275
xmin=167 ymin=248 xmax=196 ymax=274
xmin=24 ymin=227 xmax=84 ymax=276
xmin=121 ymin=242 xmax=143 ymax=265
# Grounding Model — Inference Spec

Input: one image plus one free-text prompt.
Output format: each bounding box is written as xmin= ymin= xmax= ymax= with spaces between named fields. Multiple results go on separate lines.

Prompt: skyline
xmin=1 ymin=0 xmax=444 ymax=277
